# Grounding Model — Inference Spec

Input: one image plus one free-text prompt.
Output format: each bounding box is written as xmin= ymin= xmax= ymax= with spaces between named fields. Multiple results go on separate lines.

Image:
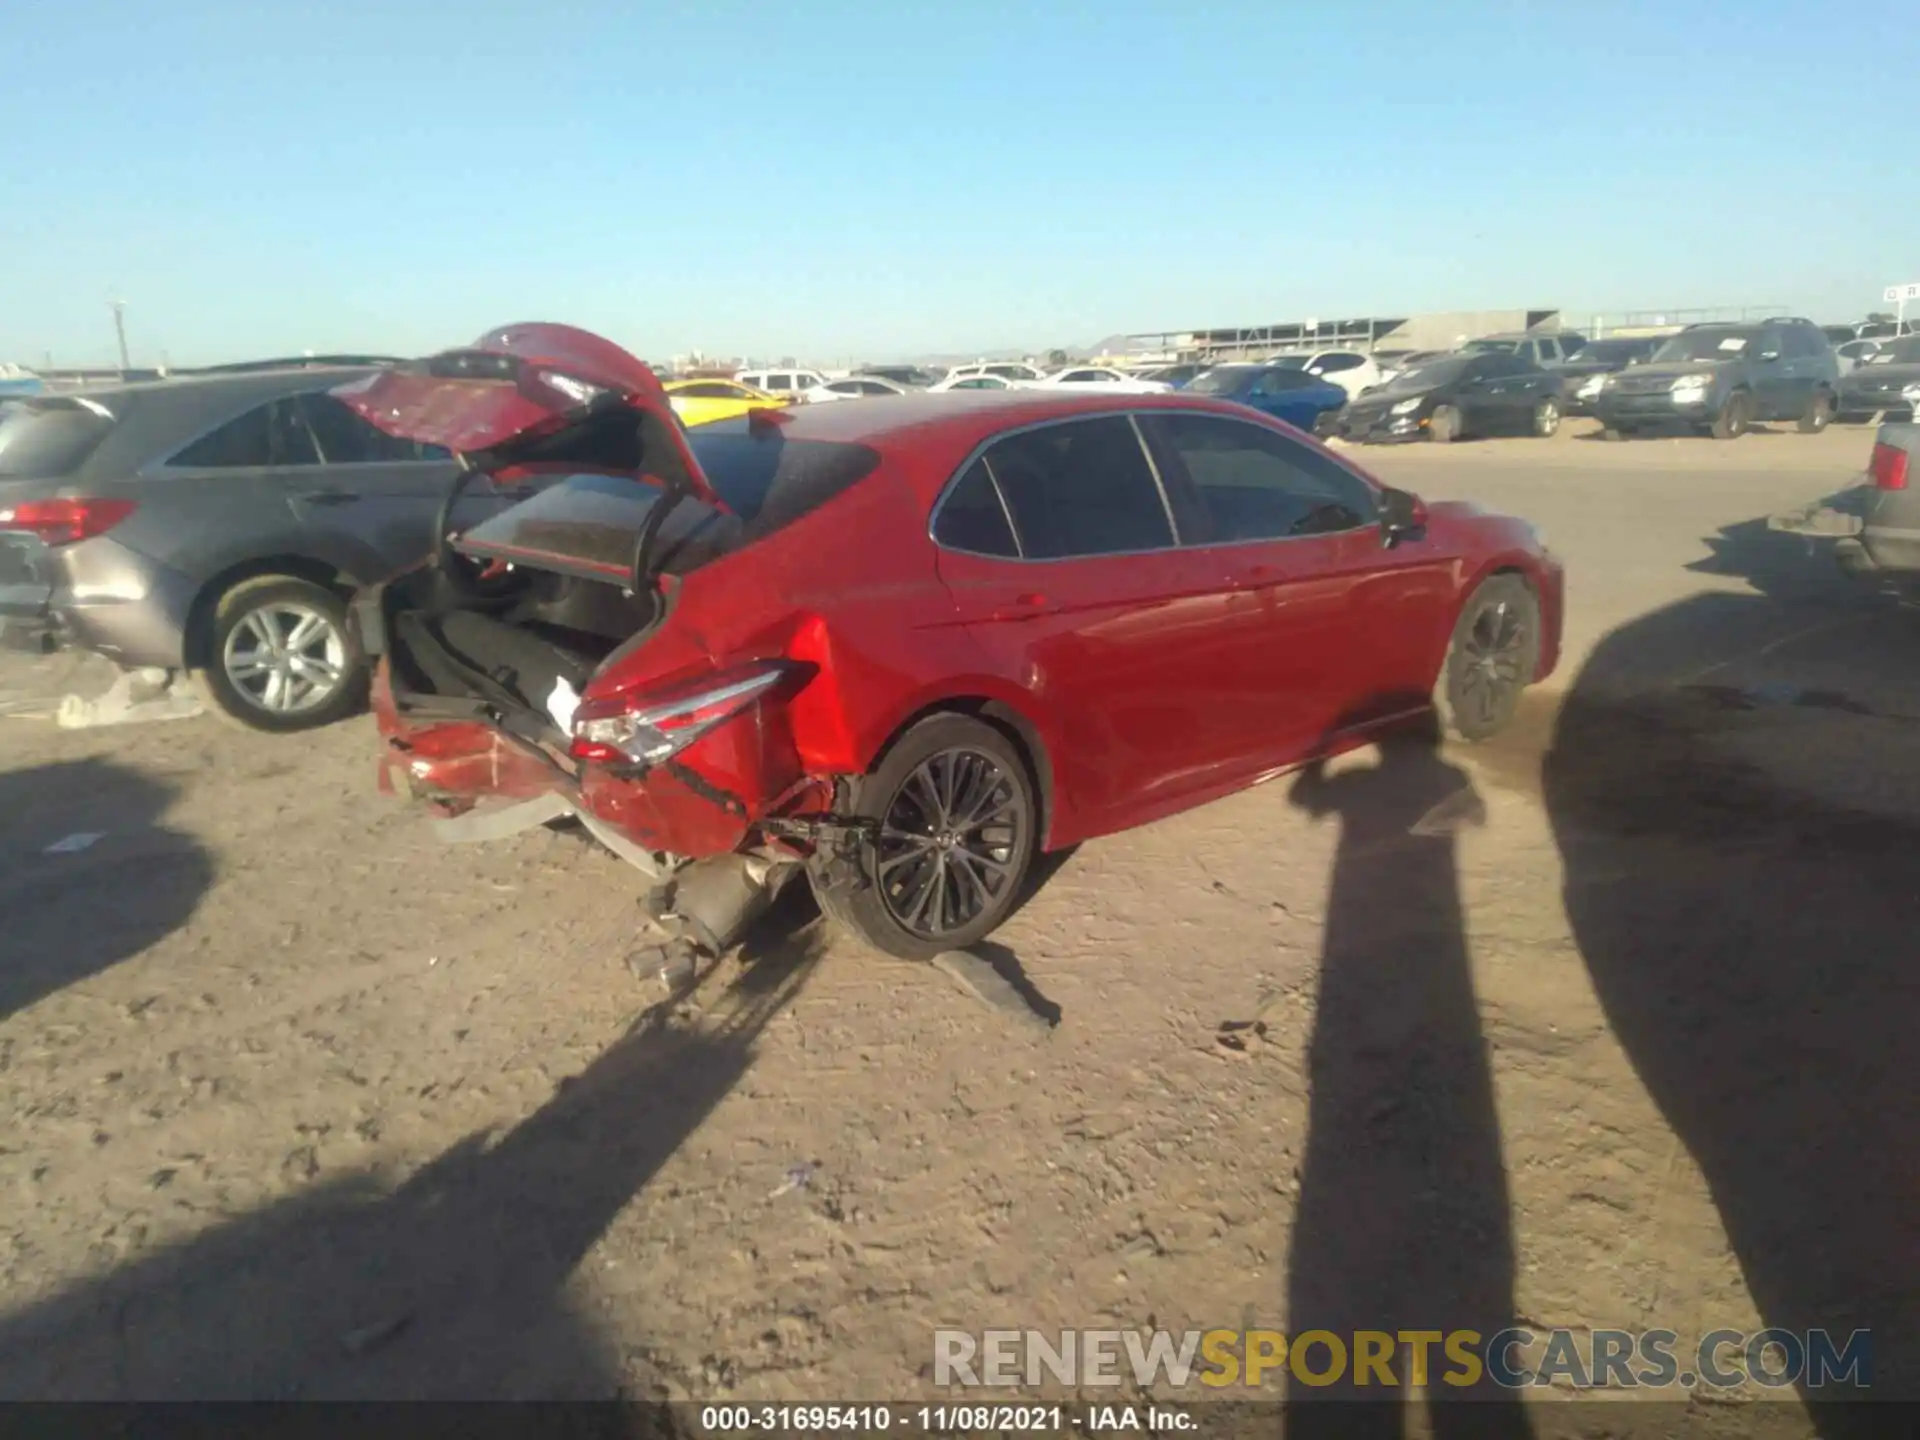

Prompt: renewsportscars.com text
xmin=933 ymin=1327 xmax=1872 ymax=1391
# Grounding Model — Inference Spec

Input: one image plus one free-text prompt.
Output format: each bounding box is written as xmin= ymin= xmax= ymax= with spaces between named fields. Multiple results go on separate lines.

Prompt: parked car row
xmin=0 ymin=322 xmax=1564 ymax=965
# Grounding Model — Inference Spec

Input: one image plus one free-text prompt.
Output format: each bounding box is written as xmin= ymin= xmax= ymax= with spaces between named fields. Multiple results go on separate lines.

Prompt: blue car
xmin=1181 ymin=363 xmax=1348 ymax=434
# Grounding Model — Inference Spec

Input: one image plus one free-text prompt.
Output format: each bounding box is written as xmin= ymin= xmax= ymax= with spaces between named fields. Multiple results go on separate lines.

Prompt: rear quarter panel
xmin=644 ymin=444 xmax=1082 ymax=842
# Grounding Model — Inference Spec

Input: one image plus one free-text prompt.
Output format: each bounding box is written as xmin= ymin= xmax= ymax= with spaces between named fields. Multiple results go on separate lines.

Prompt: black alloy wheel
xmin=876 ymin=748 xmax=1027 ymax=939
xmin=810 ymin=713 xmax=1038 ymax=961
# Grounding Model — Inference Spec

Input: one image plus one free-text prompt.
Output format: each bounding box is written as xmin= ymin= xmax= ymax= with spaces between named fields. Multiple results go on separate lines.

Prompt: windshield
xmin=1867 ymin=337 xmax=1920 ymax=365
xmin=1652 ymin=330 xmax=1761 ymax=363
xmin=1462 ymin=339 xmax=1518 ymax=354
xmin=1580 ymin=340 xmax=1651 ymax=365
xmin=1387 ymin=356 xmax=1473 ymax=389
xmin=1184 ymin=369 xmax=1250 ymax=395
xmin=0 ymin=400 xmax=115 ymax=478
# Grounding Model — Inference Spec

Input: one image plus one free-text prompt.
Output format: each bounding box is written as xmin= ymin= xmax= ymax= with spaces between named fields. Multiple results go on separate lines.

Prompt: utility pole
xmin=109 ymin=299 xmax=130 ymax=373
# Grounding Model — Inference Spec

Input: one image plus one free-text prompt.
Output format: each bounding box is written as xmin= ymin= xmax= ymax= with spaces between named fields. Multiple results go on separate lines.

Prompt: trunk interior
xmin=378 ymin=563 xmax=660 ymax=740
xmin=373 ymin=468 xmax=741 ymax=740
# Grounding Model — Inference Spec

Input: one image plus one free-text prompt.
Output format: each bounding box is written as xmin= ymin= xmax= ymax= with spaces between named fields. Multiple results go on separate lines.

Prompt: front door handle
xmin=296 ymin=489 xmax=360 ymax=505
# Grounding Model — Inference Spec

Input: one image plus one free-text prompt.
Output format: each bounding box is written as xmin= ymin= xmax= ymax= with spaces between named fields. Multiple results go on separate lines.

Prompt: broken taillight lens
xmin=571 ymin=662 xmax=792 ymax=766
xmin=1869 ymin=441 xmax=1910 ymax=491
xmin=0 ymin=497 xmax=137 ymax=546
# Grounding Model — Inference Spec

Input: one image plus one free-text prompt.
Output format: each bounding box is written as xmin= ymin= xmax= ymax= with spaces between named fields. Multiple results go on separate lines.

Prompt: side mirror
xmin=1378 ymin=486 xmax=1427 ymax=548
xmin=1759 ymin=350 xmax=1781 ymax=363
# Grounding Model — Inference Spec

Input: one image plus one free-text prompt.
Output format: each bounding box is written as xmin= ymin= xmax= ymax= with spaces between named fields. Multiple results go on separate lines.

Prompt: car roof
xmin=60 ymin=364 xmax=377 ymax=405
xmin=755 ymin=387 xmax=1271 ymax=455
xmin=32 ymin=365 xmax=382 ymax=479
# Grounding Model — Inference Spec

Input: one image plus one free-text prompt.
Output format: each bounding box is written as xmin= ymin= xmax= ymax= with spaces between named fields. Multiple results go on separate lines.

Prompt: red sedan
xmin=338 ymin=324 xmax=1562 ymax=961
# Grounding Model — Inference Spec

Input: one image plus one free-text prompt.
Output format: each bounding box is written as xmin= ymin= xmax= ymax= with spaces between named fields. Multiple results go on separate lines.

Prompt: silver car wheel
xmin=221 ymin=602 xmax=349 ymax=715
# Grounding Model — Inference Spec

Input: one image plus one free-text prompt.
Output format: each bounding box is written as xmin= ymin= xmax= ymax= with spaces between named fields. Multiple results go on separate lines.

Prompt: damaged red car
xmin=338 ymin=324 xmax=1563 ymax=962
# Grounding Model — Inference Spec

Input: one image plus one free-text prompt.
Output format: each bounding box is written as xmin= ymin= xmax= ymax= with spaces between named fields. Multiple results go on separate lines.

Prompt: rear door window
xmin=0 ymin=401 xmax=114 ymax=478
xmin=931 ymin=459 xmax=1019 ymax=557
xmin=169 ymin=397 xmax=320 ymax=468
xmin=297 ymin=392 xmax=450 ymax=463
xmin=1253 ymin=369 xmax=1318 ymax=395
xmin=1143 ymin=413 xmax=1377 ymax=543
xmin=980 ymin=416 xmax=1173 ymax=558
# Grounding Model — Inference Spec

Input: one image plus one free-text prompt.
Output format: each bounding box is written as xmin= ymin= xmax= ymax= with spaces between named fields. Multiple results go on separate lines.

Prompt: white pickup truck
xmin=1770 ymin=421 xmax=1920 ymax=595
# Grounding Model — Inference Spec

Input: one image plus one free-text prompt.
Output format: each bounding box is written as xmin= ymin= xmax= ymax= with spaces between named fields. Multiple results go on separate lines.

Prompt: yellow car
xmin=663 ymin=378 xmax=790 ymax=428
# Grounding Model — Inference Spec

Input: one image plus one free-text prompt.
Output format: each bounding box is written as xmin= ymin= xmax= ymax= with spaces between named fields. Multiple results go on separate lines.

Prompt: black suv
xmin=1589 ymin=318 xmax=1839 ymax=439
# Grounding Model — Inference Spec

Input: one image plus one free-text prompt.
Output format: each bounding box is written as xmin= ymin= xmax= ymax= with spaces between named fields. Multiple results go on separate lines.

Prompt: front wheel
xmin=190 ymin=574 xmax=366 ymax=732
xmin=810 ymin=714 xmax=1038 ymax=961
xmin=1434 ymin=575 xmax=1540 ymax=743
xmin=1710 ymin=391 xmax=1753 ymax=440
xmin=1429 ymin=404 xmax=1462 ymax=444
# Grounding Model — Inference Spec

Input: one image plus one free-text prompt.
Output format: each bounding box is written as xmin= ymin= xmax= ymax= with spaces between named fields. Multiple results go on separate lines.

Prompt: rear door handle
xmin=989 ymin=592 xmax=1047 ymax=621
xmin=296 ymin=488 xmax=360 ymax=505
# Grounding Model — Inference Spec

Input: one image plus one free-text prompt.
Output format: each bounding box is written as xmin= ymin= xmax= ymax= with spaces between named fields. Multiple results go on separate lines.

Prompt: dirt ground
xmin=0 ymin=420 xmax=1912 ymax=1433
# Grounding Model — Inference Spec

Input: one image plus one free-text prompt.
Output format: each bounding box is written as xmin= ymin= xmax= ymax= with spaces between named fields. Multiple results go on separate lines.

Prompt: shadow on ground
xmin=0 ymin=757 xmax=214 ymax=1024
xmin=0 ymin=902 xmax=825 ymax=1400
xmin=1281 ymin=702 xmax=1532 ymax=1439
xmin=1544 ymin=580 xmax=1918 ymax=1435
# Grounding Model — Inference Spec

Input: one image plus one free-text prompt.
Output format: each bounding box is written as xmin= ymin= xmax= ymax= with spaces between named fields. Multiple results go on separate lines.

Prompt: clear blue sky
xmin=4 ymin=0 xmax=1915 ymax=368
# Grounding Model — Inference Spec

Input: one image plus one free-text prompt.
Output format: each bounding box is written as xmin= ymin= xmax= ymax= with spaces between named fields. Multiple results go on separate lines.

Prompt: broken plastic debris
xmin=55 ymin=667 xmax=203 ymax=730
xmin=546 ymin=676 xmax=581 ymax=734
xmin=339 ymin=1314 xmax=411 ymax=1356
xmin=1408 ymin=786 xmax=1488 ymax=837
xmin=929 ymin=950 xmax=1054 ymax=1032
xmin=769 ymin=1163 xmax=816 ymax=1198
xmin=44 ymin=832 xmax=105 ymax=855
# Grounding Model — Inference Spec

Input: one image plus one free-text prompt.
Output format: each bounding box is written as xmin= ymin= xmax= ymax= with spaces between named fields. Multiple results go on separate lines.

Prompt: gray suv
xmin=0 ymin=366 xmax=496 ymax=730
xmin=1589 ymin=318 xmax=1840 ymax=439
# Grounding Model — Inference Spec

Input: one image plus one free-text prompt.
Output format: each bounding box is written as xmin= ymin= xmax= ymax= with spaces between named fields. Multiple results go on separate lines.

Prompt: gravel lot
xmin=0 ymin=419 xmax=1911 ymax=1430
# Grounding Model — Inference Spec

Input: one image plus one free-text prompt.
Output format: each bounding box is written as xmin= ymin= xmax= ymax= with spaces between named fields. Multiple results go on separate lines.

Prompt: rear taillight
xmin=570 ymin=661 xmax=792 ymax=765
xmin=1869 ymin=441 xmax=1910 ymax=491
xmin=0 ymin=498 xmax=137 ymax=546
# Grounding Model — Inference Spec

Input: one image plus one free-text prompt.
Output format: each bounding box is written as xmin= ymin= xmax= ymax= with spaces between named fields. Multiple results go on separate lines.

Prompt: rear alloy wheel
xmin=1533 ymin=397 xmax=1562 ymax=437
xmin=191 ymin=575 xmax=366 ymax=732
xmin=1798 ymin=389 xmax=1833 ymax=434
xmin=811 ymin=714 xmax=1037 ymax=961
xmin=1710 ymin=390 xmax=1753 ymax=440
xmin=1434 ymin=575 xmax=1540 ymax=742
xmin=1429 ymin=404 xmax=1462 ymax=444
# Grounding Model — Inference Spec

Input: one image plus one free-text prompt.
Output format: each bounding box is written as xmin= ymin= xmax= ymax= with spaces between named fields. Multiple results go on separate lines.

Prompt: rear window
xmin=454 ymin=419 xmax=881 ymax=580
xmin=0 ymin=401 xmax=114 ymax=478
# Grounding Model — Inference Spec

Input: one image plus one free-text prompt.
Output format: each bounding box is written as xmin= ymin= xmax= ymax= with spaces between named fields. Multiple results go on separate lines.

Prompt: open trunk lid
xmin=331 ymin=323 xmax=727 ymax=512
